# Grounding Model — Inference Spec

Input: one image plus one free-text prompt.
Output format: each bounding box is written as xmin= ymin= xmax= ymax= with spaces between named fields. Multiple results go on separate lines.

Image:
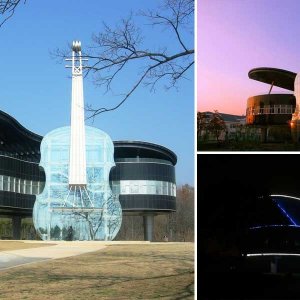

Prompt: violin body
xmin=33 ymin=126 xmax=122 ymax=241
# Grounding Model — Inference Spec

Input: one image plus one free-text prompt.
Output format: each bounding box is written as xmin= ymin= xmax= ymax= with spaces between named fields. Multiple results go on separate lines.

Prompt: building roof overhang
xmin=248 ymin=67 xmax=296 ymax=91
xmin=0 ymin=110 xmax=177 ymax=165
xmin=113 ymin=140 xmax=177 ymax=165
xmin=0 ymin=110 xmax=42 ymax=159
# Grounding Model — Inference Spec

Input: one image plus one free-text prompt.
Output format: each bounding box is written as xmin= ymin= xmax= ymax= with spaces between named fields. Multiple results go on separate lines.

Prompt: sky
xmin=198 ymin=0 xmax=300 ymax=115
xmin=199 ymin=154 xmax=300 ymax=198
xmin=0 ymin=0 xmax=194 ymax=186
xmin=198 ymin=154 xmax=300 ymax=229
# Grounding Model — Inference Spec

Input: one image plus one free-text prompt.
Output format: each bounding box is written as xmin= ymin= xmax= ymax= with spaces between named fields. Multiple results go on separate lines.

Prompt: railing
xmin=0 ymin=151 xmax=39 ymax=163
xmin=247 ymin=105 xmax=295 ymax=116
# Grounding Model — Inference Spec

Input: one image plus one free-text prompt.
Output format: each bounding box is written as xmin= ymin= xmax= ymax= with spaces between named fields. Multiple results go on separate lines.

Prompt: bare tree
xmin=53 ymin=0 xmax=194 ymax=118
xmin=197 ymin=112 xmax=210 ymax=140
xmin=165 ymin=184 xmax=194 ymax=242
xmin=73 ymin=194 xmax=122 ymax=240
xmin=115 ymin=185 xmax=194 ymax=242
xmin=207 ymin=110 xmax=227 ymax=142
xmin=0 ymin=0 xmax=25 ymax=27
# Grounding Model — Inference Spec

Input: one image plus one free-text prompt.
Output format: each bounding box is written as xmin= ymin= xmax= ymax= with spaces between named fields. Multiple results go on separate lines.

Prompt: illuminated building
xmin=246 ymin=67 xmax=296 ymax=142
xmin=245 ymin=194 xmax=300 ymax=256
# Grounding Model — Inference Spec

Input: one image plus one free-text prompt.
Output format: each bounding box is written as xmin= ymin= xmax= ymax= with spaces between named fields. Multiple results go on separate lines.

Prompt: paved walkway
xmin=0 ymin=240 xmax=152 ymax=271
xmin=0 ymin=241 xmax=108 ymax=270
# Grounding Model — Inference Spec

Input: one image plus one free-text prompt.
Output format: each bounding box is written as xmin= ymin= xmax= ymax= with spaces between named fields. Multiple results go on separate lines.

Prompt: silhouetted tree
xmin=197 ymin=112 xmax=210 ymax=140
xmin=206 ymin=110 xmax=227 ymax=142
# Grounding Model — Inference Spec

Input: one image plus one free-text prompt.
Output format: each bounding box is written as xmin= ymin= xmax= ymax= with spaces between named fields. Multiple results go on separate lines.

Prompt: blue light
xmin=275 ymin=202 xmax=298 ymax=226
xmin=250 ymin=224 xmax=300 ymax=230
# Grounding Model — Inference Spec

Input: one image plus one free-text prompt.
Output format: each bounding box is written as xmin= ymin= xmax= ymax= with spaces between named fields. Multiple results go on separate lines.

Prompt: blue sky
xmin=0 ymin=0 xmax=194 ymax=186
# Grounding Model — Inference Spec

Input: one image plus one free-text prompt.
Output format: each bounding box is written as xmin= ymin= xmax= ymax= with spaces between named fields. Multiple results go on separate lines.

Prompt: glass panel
xmin=33 ymin=126 xmax=122 ymax=241
xmin=113 ymin=180 xmax=176 ymax=196
xmin=32 ymin=182 xmax=39 ymax=195
xmin=51 ymin=145 xmax=69 ymax=162
xmin=25 ymin=180 xmax=31 ymax=194
xmin=3 ymin=176 xmax=9 ymax=191
xmin=0 ymin=175 xmax=3 ymax=190
xmin=10 ymin=177 xmax=15 ymax=193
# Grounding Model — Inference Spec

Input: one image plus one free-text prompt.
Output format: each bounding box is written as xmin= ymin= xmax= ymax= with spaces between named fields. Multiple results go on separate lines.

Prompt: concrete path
xmin=0 ymin=241 xmax=108 ymax=270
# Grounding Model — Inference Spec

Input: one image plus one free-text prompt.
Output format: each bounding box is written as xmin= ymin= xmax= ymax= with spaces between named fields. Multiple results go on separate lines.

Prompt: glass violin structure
xmin=33 ymin=41 xmax=122 ymax=241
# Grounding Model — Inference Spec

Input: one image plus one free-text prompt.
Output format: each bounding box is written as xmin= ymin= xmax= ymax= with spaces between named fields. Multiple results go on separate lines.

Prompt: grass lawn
xmin=0 ymin=243 xmax=194 ymax=300
xmin=197 ymin=140 xmax=300 ymax=151
xmin=0 ymin=241 xmax=51 ymax=251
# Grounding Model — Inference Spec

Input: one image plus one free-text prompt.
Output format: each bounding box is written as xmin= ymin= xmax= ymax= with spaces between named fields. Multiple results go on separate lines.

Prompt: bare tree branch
xmin=0 ymin=0 xmax=25 ymax=28
xmin=141 ymin=0 xmax=194 ymax=52
xmin=85 ymin=49 xmax=194 ymax=119
xmin=53 ymin=0 xmax=194 ymax=119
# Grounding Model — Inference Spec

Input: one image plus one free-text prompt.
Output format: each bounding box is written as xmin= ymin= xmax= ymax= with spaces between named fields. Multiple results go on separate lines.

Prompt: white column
xmin=69 ymin=44 xmax=87 ymax=187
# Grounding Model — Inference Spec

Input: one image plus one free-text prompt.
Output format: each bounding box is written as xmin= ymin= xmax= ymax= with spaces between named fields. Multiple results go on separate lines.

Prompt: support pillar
xmin=143 ymin=214 xmax=154 ymax=242
xmin=266 ymin=127 xmax=270 ymax=142
xmin=270 ymin=256 xmax=279 ymax=274
xmin=12 ymin=216 xmax=22 ymax=240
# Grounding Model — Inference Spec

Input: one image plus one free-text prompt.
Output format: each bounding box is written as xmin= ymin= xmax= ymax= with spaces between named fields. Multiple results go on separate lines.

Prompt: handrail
xmin=247 ymin=104 xmax=295 ymax=116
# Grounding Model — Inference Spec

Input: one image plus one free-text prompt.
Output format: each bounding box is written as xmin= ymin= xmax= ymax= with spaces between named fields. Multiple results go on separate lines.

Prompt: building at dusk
xmin=246 ymin=67 xmax=296 ymax=142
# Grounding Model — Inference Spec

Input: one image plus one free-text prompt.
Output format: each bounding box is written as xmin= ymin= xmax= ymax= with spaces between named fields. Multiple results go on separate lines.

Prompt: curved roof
xmin=248 ymin=67 xmax=296 ymax=91
xmin=0 ymin=110 xmax=42 ymax=161
xmin=113 ymin=140 xmax=177 ymax=165
xmin=0 ymin=110 xmax=177 ymax=165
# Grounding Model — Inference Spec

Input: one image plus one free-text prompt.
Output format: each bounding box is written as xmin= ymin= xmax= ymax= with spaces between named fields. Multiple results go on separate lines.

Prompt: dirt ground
xmin=0 ymin=243 xmax=194 ymax=300
xmin=0 ymin=241 xmax=52 ymax=251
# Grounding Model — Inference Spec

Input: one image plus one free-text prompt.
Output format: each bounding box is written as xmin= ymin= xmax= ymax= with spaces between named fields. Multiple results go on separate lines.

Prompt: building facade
xmin=0 ymin=110 xmax=176 ymax=241
xmin=246 ymin=67 xmax=296 ymax=142
xmin=111 ymin=141 xmax=177 ymax=241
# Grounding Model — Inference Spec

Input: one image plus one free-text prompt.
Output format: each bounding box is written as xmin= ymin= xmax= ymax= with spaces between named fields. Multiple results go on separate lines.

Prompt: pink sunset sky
xmin=198 ymin=0 xmax=300 ymax=115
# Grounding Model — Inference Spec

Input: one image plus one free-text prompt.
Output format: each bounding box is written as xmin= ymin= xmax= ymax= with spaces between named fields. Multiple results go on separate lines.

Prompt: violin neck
xmin=68 ymin=42 xmax=87 ymax=188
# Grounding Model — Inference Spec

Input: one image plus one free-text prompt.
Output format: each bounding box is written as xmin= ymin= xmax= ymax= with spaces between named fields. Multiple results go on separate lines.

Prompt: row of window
xmin=0 ymin=175 xmax=44 ymax=195
xmin=229 ymin=123 xmax=242 ymax=129
xmin=246 ymin=105 xmax=295 ymax=116
xmin=111 ymin=180 xmax=176 ymax=196
xmin=0 ymin=176 xmax=176 ymax=197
